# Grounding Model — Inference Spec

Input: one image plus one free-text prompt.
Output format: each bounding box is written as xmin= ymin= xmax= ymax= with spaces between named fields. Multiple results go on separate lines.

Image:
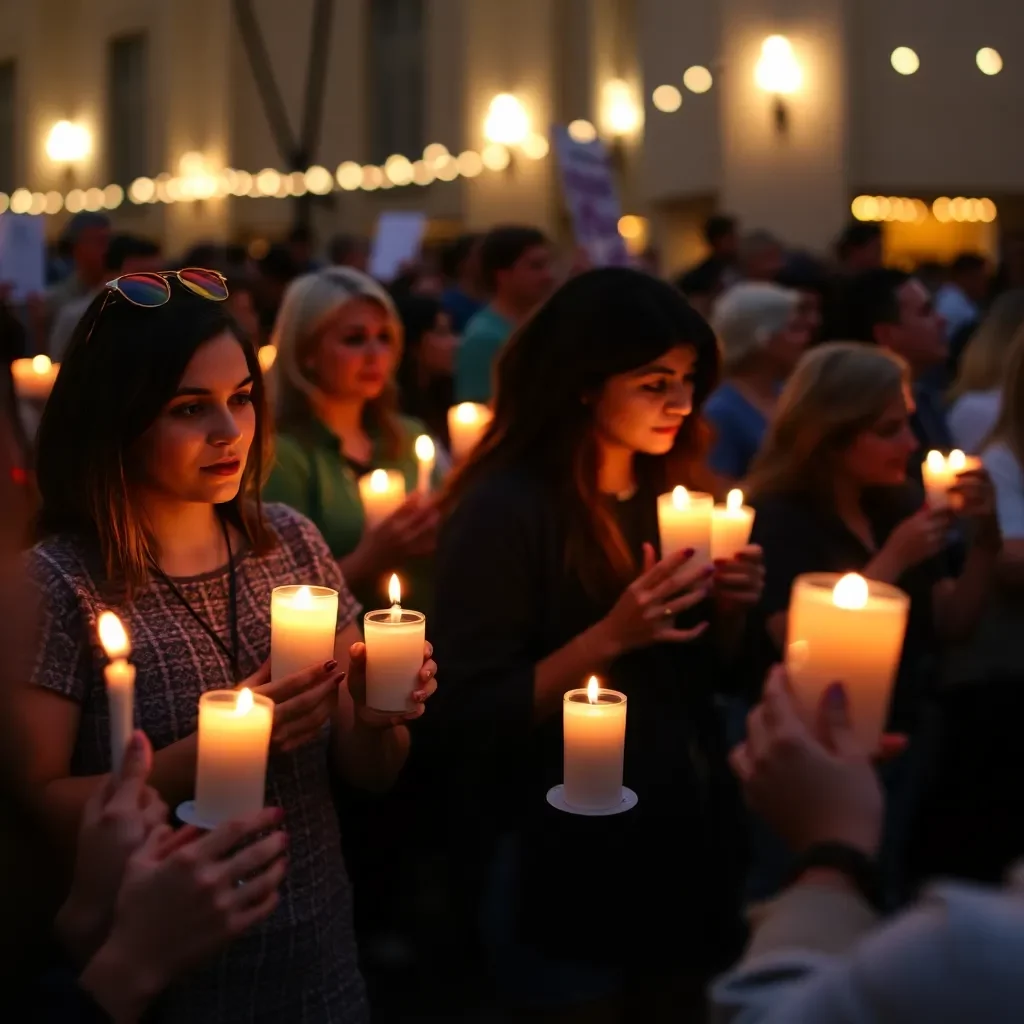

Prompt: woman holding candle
xmin=19 ymin=274 xmax=437 ymax=1023
xmin=429 ymin=267 xmax=763 ymax=1019
xmin=264 ymin=267 xmax=443 ymax=616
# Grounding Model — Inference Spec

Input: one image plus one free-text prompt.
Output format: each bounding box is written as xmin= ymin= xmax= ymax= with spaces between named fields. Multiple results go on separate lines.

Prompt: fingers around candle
xmin=659 ymin=621 xmax=709 ymax=643
xmin=728 ymin=742 xmax=754 ymax=782
xmin=423 ymin=641 xmax=433 ymax=659
xmin=419 ymin=660 xmax=436 ymax=680
xmin=231 ymin=856 xmax=289 ymax=912
xmin=218 ymin=829 xmax=288 ymax=886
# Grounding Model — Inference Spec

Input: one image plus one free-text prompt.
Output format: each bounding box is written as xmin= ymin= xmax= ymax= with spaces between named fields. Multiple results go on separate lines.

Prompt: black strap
xmin=790 ymin=841 xmax=884 ymax=911
xmin=151 ymin=515 xmax=241 ymax=682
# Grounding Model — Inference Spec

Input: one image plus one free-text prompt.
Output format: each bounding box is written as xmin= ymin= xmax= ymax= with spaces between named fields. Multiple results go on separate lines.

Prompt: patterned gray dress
xmin=29 ymin=503 xmax=369 ymax=1023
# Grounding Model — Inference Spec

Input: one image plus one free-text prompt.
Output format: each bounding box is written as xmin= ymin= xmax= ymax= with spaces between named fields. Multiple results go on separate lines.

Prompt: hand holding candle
xmin=11 ymin=354 xmax=59 ymax=402
xmin=658 ymin=486 xmax=713 ymax=566
xmin=363 ymin=574 xmax=428 ymax=713
xmin=562 ymin=677 xmax=628 ymax=811
xmin=711 ymin=489 xmax=756 ymax=561
xmin=415 ymin=434 xmax=435 ymax=496
xmin=98 ymin=611 xmax=135 ymax=776
xmin=447 ymin=402 xmax=492 ymax=461
xmin=359 ymin=469 xmax=407 ymax=529
xmin=922 ymin=449 xmax=981 ymax=509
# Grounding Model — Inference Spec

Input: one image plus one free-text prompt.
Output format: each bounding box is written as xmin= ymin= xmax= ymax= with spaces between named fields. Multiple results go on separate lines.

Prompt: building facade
xmin=0 ymin=0 xmax=1019 ymax=268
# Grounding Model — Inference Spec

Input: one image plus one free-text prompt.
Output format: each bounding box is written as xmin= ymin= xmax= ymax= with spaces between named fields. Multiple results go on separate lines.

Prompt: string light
xmin=976 ymin=47 xmax=1003 ymax=75
xmin=651 ymin=85 xmax=682 ymax=113
xmin=522 ymin=133 xmax=550 ymax=160
xmin=456 ymin=150 xmax=483 ymax=178
xmin=567 ymin=119 xmax=597 ymax=143
xmin=336 ymin=162 xmax=362 ymax=191
xmin=683 ymin=66 xmax=713 ymax=93
xmin=411 ymin=160 xmax=435 ymax=186
xmin=852 ymin=194 xmax=996 ymax=224
xmin=891 ymin=47 xmax=920 ymax=75
xmin=480 ymin=144 xmax=511 ymax=172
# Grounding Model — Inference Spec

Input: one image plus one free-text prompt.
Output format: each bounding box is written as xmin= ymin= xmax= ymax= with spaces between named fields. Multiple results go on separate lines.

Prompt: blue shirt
xmin=441 ymin=286 xmax=485 ymax=334
xmin=704 ymin=382 xmax=770 ymax=481
xmin=455 ymin=305 xmax=513 ymax=403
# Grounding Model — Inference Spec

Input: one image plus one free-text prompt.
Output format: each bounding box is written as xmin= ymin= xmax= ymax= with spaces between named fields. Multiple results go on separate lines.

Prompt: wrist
xmin=56 ymin=895 xmax=108 ymax=965
xmin=79 ymin=935 xmax=166 ymax=1023
xmin=587 ymin=618 xmax=623 ymax=663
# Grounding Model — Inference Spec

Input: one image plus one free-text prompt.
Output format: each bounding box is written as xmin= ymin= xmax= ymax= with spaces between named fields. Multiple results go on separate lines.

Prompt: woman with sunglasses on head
xmin=427 ymin=268 xmax=763 ymax=1020
xmin=20 ymin=269 xmax=437 ymax=1024
xmin=265 ymin=267 xmax=442 ymax=617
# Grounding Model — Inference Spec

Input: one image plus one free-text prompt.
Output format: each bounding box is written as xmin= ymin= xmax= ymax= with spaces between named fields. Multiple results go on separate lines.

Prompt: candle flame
xmin=369 ymin=468 xmax=390 ymax=493
xmin=31 ymin=354 xmax=52 ymax=374
xmin=672 ymin=485 xmax=690 ymax=509
xmin=948 ymin=449 xmax=966 ymax=472
xmin=454 ymin=402 xmax=480 ymax=424
xmin=586 ymin=676 xmax=600 ymax=703
xmin=926 ymin=450 xmax=946 ymax=472
xmin=726 ymin=488 xmax=743 ymax=511
xmin=257 ymin=344 xmax=278 ymax=372
xmin=415 ymin=434 xmax=435 ymax=463
xmin=235 ymin=687 xmax=254 ymax=715
xmin=293 ymin=585 xmax=313 ymax=610
xmin=97 ymin=611 xmax=130 ymax=659
xmin=832 ymin=573 xmax=869 ymax=611
xmin=388 ymin=573 xmax=401 ymax=606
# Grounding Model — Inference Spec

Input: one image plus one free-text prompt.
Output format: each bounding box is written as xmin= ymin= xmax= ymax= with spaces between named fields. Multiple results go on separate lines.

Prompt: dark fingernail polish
xmin=324 ymin=660 xmax=338 ymax=672
xmin=703 ymin=565 xmax=716 ymax=577
xmin=713 ymin=558 xmax=727 ymax=567
xmin=683 ymin=547 xmax=695 ymax=558
xmin=272 ymin=807 xmax=285 ymax=823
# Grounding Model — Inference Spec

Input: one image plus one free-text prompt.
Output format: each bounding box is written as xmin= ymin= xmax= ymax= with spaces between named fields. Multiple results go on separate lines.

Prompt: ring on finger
xmin=663 ymin=606 xmax=674 ymax=617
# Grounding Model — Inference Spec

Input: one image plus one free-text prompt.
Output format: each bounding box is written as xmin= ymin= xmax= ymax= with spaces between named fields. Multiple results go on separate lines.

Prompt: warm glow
xmin=257 ymin=345 xmax=277 ymax=372
xmin=423 ymin=142 xmax=450 ymax=166
xmin=976 ymin=47 xmax=1002 ymax=76
xmin=415 ymin=435 xmax=435 ymax=463
xmin=256 ymin=168 xmax=282 ymax=196
xmin=602 ymin=79 xmax=642 ymax=137
xmin=948 ymin=450 xmax=966 ymax=472
xmin=890 ymin=47 xmax=920 ymax=75
xmin=389 ymin=574 xmax=402 ymax=607
xmin=336 ymin=161 xmax=363 ymax=190
xmin=31 ymin=354 xmax=52 ymax=374
xmin=672 ymin=486 xmax=691 ymax=510
xmin=832 ymin=573 xmax=869 ymax=611
xmin=455 ymin=402 xmax=481 ymax=424
xmin=587 ymin=676 xmax=600 ymax=703
xmin=522 ymin=133 xmax=550 ymax=160
xmin=98 ymin=611 xmax=131 ymax=659
xmin=481 ymin=144 xmax=511 ymax=172
xmin=384 ymin=155 xmax=414 ymax=186
xmin=235 ymin=687 xmax=254 ymax=716
xmin=618 ymin=215 xmax=643 ymax=240
xmin=304 ymin=165 xmax=334 ymax=194
xmin=484 ymin=93 xmax=530 ymax=146
xmin=369 ymin=469 xmax=390 ymax=494
xmin=726 ymin=489 xmax=743 ymax=512
xmin=293 ymin=586 xmax=313 ymax=610
xmin=567 ymin=119 xmax=597 ymax=143
xmin=755 ymin=35 xmax=802 ymax=94
xmin=683 ymin=66 xmax=713 ymax=94
xmin=926 ymin=450 xmax=946 ymax=473
xmin=456 ymin=151 xmax=483 ymax=178
xmin=45 ymin=120 xmax=91 ymax=163
xmin=651 ymin=85 xmax=683 ymax=113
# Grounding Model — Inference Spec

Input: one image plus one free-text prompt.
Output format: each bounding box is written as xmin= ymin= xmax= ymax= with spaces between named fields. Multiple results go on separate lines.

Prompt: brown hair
xmin=35 ymin=280 xmax=275 ymax=589
xmin=442 ymin=267 xmax=720 ymax=600
xmin=745 ymin=341 xmax=909 ymax=501
xmin=949 ymin=289 xmax=1024 ymax=402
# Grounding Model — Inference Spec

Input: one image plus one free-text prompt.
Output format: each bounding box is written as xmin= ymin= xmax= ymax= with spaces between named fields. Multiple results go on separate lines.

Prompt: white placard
xmin=0 ymin=214 xmax=46 ymax=302
xmin=369 ymin=211 xmax=427 ymax=283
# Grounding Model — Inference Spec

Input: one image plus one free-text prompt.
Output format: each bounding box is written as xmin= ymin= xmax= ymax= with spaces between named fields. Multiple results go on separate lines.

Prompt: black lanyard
xmin=151 ymin=515 xmax=241 ymax=682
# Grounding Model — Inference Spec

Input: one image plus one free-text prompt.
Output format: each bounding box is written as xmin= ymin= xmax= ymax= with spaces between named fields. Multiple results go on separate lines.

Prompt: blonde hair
xmin=987 ymin=327 xmax=1024 ymax=462
xmin=949 ymin=289 xmax=1024 ymax=402
xmin=711 ymin=281 xmax=800 ymax=371
xmin=746 ymin=342 xmax=909 ymax=500
xmin=272 ymin=266 xmax=405 ymax=456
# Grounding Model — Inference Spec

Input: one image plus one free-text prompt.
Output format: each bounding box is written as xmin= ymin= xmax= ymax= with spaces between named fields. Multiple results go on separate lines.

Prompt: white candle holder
xmin=270 ymin=585 xmax=338 ymax=682
xmin=364 ymin=607 xmax=426 ymax=712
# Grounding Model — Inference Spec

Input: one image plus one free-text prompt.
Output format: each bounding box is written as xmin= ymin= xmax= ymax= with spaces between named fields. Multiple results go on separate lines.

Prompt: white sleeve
xmin=983 ymin=444 xmax=1024 ymax=540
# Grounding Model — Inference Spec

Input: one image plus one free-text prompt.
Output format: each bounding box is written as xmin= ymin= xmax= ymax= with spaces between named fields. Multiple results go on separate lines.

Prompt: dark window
xmin=369 ymin=0 xmax=425 ymax=164
xmin=0 ymin=62 xmax=16 ymax=193
xmin=108 ymin=34 xmax=148 ymax=183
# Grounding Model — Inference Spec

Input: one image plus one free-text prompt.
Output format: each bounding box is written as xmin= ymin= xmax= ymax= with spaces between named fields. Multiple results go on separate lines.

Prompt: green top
xmin=263 ymin=413 xmax=443 ymax=617
xmin=455 ymin=305 xmax=513 ymax=403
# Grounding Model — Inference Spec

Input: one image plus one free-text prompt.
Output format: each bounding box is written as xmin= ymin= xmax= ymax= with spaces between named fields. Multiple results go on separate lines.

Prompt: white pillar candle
xmin=270 ymin=585 xmax=339 ymax=681
xmin=98 ymin=611 xmax=135 ymax=776
xmin=364 ymin=574 xmax=426 ymax=712
xmin=786 ymin=572 xmax=910 ymax=753
xmin=657 ymin=486 xmax=714 ymax=566
xmin=922 ymin=449 xmax=981 ymax=508
xmin=358 ymin=468 xmax=406 ymax=529
xmin=563 ymin=676 xmax=628 ymax=811
xmin=194 ymin=687 xmax=274 ymax=827
xmin=11 ymin=355 xmax=59 ymax=401
xmin=415 ymin=434 xmax=435 ymax=495
xmin=447 ymin=402 xmax=492 ymax=461
xmin=711 ymin=488 xmax=756 ymax=562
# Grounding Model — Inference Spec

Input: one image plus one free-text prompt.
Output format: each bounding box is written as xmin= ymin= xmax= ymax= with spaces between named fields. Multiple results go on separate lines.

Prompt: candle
xmin=194 ymin=687 xmax=274 ymax=827
xmin=922 ymin=449 xmax=981 ymax=508
xmin=786 ymin=572 xmax=909 ymax=753
xmin=270 ymin=585 xmax=339 ymax=681
xmin=447 ymin=402 xmax=492 ymax=461
xmin=11 ymin=354 xmax=59 ymax=401
xmin=415 ymin=434 xmax=435 ymax=495
xmin=257 ymin=344 xmax=277 ymax=372
xmin=711 ymin=488 xmax=756 ymax=561
xmin=562 ymin=676 xmax=628 ymax=811
xmin=364 ymin=574 xmax=426 ymax=712
xmin=657 ymin=486 xmax=714 ymax=566
xmin=358 ymin=468 xmax=406 ymax=529
xmin=98 ymin=611 xmax=135 ymax=776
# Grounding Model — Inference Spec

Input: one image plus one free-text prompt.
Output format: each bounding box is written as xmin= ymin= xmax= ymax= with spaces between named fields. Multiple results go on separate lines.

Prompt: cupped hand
xmin=881 ymin=505 xmax=952 ymax=574
xmin=712 ymin=544 xmax=765 ymax=614
xmin=367 ymin=495 xmax=440 ymax=564
xmin=57 ymin=731 xmax=168 ymax=962
xmin=346 ymin=640 xmax=438 ymax=728
xmin=950 ymin=468 xmax=998 ymax=522
xmin=247 ymin=660 xmax=344 ymax=754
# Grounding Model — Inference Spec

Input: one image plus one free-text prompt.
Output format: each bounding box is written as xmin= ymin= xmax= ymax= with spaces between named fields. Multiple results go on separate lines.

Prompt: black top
xmin=751 ymin=484 xmax=949 ymax=731
xmin=425 ymin=467 xmax=746 ymax=972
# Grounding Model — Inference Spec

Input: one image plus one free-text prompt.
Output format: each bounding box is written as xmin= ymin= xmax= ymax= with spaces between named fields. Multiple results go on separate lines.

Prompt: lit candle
xmin=257 ymin=344 xmax=277 ymax=372
xmin=98 ymin=611 xmax=135 ymax=776
xmin=711 ymin=488 xmax=756 ymax=561
xmin=363 ymin=574 xmax=426 ymax=712
xmin=447 ymin=402 xmax=492 ymax=461
xmin=194 ymin=687 xmax=274 ymax=827
xmin=562 ymin=676 xmax=628 ymax=811
xmin=415 ymin=434 xmax=435 ymax=495
xmin=270 ymin=585 xmax=339 ymax=681
xmin=922 ymin=449 xmax=981 ymax=508
xmin=11 ymin=354 xmax=59 ymax=401
xmin=786 ymin=572 xmax=910 ymax=753
xmin=657 ymin=486 xmax=714 ymax=566
xmin=358 ymin=468 xmax=406 ymax=529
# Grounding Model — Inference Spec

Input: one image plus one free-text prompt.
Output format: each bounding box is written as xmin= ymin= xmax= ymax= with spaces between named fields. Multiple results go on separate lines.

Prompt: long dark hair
xmin=35 ymin=278 xmax=275 ymax=588
xmin=443 ymin=267 xmax=720 ymax=598
xmin=395 ymin=294 xmax=454 ymax=443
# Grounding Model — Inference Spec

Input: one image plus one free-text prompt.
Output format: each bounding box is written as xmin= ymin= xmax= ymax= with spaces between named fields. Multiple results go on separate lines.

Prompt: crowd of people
xmin=2 ymin=206 xmax=1024 ymax=1023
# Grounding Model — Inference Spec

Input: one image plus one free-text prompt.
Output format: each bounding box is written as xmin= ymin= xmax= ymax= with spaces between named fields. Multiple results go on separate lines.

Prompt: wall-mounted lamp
xmin=601 ymin=78 xmax=643 ymax=139
xmin=45 ymin=120 xmax=92 ymax=186
xmin=754 ymin=36 xmax=801 ymax=135
xmin=484 ymin=93 xmax=530 ymax=147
